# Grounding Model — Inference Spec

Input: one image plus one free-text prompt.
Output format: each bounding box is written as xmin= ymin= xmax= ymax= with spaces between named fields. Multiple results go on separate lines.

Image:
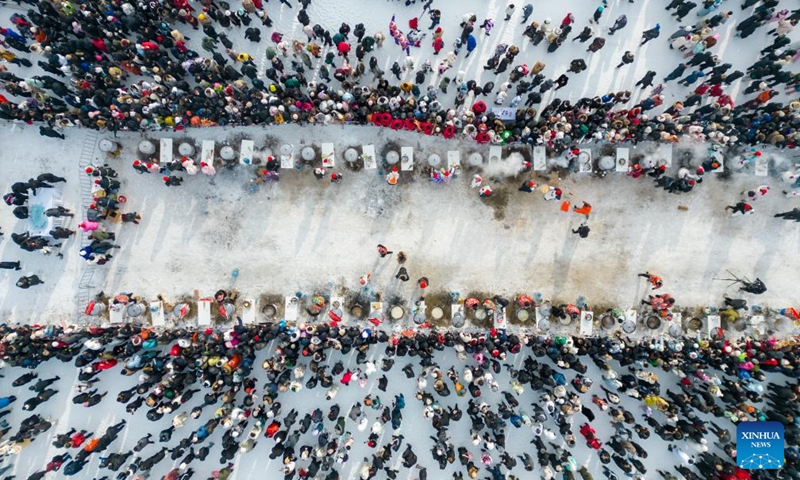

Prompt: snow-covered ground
xmin=0 ymin=335 xmax=792 ymax=480
xmin=0 ymin=123 xmax=799 ymax=328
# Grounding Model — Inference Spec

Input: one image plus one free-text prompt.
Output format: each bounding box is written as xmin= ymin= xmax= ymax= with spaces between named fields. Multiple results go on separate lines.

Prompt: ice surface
xmin=1 ymin=123 xmax=799 ymax=327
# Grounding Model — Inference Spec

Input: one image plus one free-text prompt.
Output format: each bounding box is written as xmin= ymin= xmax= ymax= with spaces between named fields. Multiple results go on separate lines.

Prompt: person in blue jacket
xmin=465 ymin=34 xmax=477 ymax=57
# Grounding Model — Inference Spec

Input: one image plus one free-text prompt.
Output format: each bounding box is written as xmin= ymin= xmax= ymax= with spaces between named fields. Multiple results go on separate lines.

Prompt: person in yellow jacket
xmin=0 ymin=49 xmax=31 ymax=67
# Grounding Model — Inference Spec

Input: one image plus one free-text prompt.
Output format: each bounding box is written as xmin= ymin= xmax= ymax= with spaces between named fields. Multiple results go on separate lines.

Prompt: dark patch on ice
xmin=483 ymin=188 xmax=509 ymax=220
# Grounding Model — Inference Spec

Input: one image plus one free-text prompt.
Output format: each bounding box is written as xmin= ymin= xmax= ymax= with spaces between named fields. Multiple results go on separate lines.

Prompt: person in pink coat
xmin=78 ymin=220 xmax=99 ymax=232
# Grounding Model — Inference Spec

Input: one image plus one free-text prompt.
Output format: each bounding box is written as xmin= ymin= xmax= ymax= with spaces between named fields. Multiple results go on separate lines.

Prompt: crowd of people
xmin=1 ymin=173 xmax=69 ymax=287
xmin=0 ymin=0 xmax=797 ymax=151
xmin=0 ymin=316 xmax=798 ymax=480
xmin=0 ymin=163 xmax=142 ymax=287
xmin=1 ymin=0 xmax=800 ymax=474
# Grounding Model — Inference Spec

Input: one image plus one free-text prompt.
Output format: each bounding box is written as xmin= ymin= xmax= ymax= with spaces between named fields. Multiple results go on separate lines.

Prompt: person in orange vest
xmin=638 ymin=271 xmax=663 ymax=289
xmin=573 ymin=201 xmax=592 ymax=218
xmin=83 ymin=437 xmax=100 ymax=452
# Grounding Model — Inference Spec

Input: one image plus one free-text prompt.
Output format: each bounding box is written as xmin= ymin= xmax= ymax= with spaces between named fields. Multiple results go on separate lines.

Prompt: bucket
xmin=474 ymin=309 xmax=487 ymax=321
xmin=516 ymin=310 xmax=529 ymax=322
xmin=431 ymin=307 xmax=444 ymax=320
xmin=646 ymin=315 xmax=662 ymax=330
xmin=390 ymin=306 xmax=404 ymax=320
xmin=687 ymin=317 xmax=702 ymax=331
xmin=350 ymin=304 xmax=363 ymax=318
xmin=600 ymin=314 xmax=615 ymax=330
xmin=263 ymin=304 xmax=277 ymax=318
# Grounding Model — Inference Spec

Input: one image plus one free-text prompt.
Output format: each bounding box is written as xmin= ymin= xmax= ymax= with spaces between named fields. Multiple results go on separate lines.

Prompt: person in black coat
xmin=39 ymin=125 xmax=65 ymax=139
xmin=13 ymin=206 xmax=29 ymax=219
xmin=635 ymin=70 xmax=657 ymax=89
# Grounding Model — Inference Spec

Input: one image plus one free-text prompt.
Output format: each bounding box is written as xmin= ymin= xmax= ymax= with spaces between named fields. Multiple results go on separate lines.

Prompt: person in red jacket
xmin=70 ymin=430 xmax=90 ymax=448
xmin=433 ymin=36 xmax=444 ymax=54
xmin=46 ymin=452 xmax=71 ymax=471
xmin=265 ymin=421 xmax=280 ymax=438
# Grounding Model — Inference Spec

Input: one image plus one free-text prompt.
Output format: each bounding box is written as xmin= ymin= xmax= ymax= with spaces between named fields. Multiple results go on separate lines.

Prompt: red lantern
xmin=391 ymin=119 xmax=404 ymax=130
xmin=380 ymin=113 xmax=393 ymax=126
xmin=403 ymin=118 xmax=416 ymax=131
xmin=421 ymin=123 xmax=434 ymax=135
xmin=372 ymin=114 xmax=383 ymax=126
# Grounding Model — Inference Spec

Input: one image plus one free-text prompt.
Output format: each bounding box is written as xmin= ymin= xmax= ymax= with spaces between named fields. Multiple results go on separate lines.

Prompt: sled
xmin=197 ymin=298 xmax=212 ymax=326
xmin=201 ymin=140 xmax=215 ymax=166
xmin=368 ymin=302 xmax=384 ymax=326
xmin=578 ymin=149 xmax=593 ymax=173
xmin=447 ymin=151 xmax=461 ymax=170
xmin=322 ymin=142 xmax=335 ymax=168
xmin=754 ymin=155 xmax=768 ymax=176
xmin=149 ymin=301 xmax=165 ymax=327
xmin=706 ymin=314 xmax=721 ymax=336
xmin=451 ymin=304 xmax=465 ymax=328
xmin=241 ymin=298 xmax=257 ymax=324
xmin=160 ymin=138 xmax=173 ymax=165
xmin=280 ymin=145 xmax=294 ymax=169
xmin=533 ymin=146 xmax=547 ymax=171
xmin=362 ymin=144 xmax=377 ymax=169
xmin=104 ymin=210 xmax=124 ymax=223
xmin=401 ymin=146 xmax=414 ymax=171
xmin=615 ymin=147 xmax=630 ymax=173
xmin=711 ymin=151 xmax=724 ymax=173
xmin=749 ymin=315 xmax=765 ymax=336
xmin=493 ymin=307 xmax=506 ymax=330
xmin=654 ymin=144 xmax=672 ymax=167
xmin=109 ymin=302 xmax=124 ymax=324
xmin=328 ymin=296 xmax=345 ymax=325
xmin=285 ymin=296 xmax=300 ymax=322
xmin=579 ymin=311 xmax=594 ymax=336
xmin=668 ymin=313 xmax=682 ymax=337
xmin=239 ymin=139 xmax=254 ymax=165
xmin=625 ymin=308 xmax=637 ymax=326
xmin=489 ymin=146 xmax=502 ymax=165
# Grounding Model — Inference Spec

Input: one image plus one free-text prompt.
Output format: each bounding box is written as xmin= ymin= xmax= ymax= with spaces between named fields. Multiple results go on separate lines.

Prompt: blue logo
xmin=737 ymin=421 xmax=784 ymax=469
